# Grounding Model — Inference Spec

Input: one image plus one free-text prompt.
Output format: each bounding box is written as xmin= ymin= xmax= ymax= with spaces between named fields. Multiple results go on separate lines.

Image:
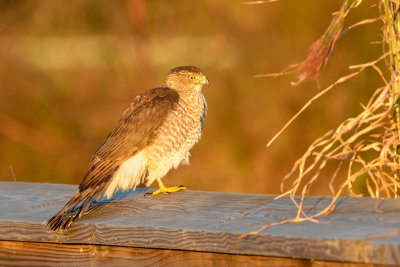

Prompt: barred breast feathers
xmin=135 ymin=89 xmax=205 ymax=187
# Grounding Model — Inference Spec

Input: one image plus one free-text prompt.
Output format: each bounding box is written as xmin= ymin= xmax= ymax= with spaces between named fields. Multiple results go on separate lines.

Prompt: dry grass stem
xmin=295 ymin=0 xmax=363 ymax=85
xmin=254 ymin=63 xmax=300 ymax=78
xmin=342 ymin=16 xmax=382 ymax=33
xmin=242 ymin=0 xmax=278 ymax=4
xmin=267 ymin=65 xmax=376 ymax=147
xmin=244 ymin=0 xmax=400 ymax=238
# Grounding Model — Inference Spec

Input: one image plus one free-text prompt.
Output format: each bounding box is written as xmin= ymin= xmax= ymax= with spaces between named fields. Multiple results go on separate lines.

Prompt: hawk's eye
xmin=188 ymin=75 xmax=196 ymax=80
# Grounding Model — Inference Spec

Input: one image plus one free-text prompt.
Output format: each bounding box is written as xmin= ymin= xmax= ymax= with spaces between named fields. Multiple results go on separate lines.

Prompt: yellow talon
xmin=147 ymin=179 xmax=187 ymax=196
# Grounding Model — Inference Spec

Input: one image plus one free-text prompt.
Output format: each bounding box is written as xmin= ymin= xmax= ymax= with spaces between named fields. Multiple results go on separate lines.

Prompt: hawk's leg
xmin=147 ymin=179 xmax=187 ymax=196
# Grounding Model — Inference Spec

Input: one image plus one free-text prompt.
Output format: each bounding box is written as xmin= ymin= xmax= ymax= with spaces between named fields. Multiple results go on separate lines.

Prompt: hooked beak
xmin=201 ymin=75 xmax=210 ymax=86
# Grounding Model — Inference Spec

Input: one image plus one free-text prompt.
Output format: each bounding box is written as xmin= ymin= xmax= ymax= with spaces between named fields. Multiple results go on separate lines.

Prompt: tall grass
xmin=242 ymin=0 xmax=400 ymax=237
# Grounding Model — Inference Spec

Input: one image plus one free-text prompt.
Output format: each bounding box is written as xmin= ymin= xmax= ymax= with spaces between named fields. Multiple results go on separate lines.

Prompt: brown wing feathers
xmin=46 ymin=88 xmax=179 ymax=231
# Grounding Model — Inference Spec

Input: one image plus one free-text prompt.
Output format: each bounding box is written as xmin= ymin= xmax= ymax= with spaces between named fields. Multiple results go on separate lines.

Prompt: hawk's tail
xmin=46 ymin=190 xmax=99 ymax=232
xmin=47 ymin=161 xmax=119 ymax=232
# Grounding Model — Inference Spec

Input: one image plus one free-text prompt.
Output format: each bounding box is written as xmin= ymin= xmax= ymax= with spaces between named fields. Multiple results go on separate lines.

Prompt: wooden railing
xmin=0 ymin=181 xmax=399 ymax=266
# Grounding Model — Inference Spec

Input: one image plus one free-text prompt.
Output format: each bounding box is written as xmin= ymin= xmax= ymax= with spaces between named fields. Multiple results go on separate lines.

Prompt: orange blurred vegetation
xmin=0 ymin=0 xmax=382 ymax=194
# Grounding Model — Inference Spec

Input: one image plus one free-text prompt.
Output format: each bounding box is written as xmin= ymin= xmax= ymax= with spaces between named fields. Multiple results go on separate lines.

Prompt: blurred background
xmin=0 ymin=0 xmax=382 ymax=195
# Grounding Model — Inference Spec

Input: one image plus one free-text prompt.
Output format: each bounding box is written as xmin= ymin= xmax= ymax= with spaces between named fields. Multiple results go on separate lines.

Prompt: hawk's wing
xmin=46 ymin=87 xmax=179 ymax=231
xmin=80 ymin=87 xmax=180 ymax=192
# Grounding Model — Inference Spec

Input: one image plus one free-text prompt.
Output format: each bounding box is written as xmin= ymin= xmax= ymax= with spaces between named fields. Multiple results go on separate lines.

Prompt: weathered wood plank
xmin=0 ymin=240 xmax=381 ymax=267
xmin=0 ymin=181 xmax=400 ymax=265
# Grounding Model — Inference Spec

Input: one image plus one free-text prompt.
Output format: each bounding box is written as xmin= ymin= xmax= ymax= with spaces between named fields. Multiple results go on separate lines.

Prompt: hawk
xmin=47 ymin=66 xmax=209 ymax=232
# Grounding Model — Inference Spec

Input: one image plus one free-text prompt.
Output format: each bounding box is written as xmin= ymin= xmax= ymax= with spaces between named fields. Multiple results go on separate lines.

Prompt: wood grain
xmin=0 ymin=241 xmax=382 ymax=267
xmin=0 ymin=182 xmax=400 ymax=265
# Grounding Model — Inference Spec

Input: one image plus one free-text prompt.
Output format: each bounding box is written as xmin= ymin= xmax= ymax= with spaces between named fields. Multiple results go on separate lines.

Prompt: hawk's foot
xmin=151 ymin=185 xmax=187 ymax=196
xmin=144 ymin=179 xmax=187 ymax=197
xmin=145 ymin=182 xmax=187 ymax=197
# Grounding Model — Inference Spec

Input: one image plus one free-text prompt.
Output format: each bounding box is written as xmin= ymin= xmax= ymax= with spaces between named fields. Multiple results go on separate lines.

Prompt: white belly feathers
xmin=103 ymin=152 xmax=146 ymax=198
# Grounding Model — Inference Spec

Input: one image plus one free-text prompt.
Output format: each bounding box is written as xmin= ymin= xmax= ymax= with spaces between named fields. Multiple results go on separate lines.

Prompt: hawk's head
xmin=163 ymin=66 xmax=209 ymax=92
